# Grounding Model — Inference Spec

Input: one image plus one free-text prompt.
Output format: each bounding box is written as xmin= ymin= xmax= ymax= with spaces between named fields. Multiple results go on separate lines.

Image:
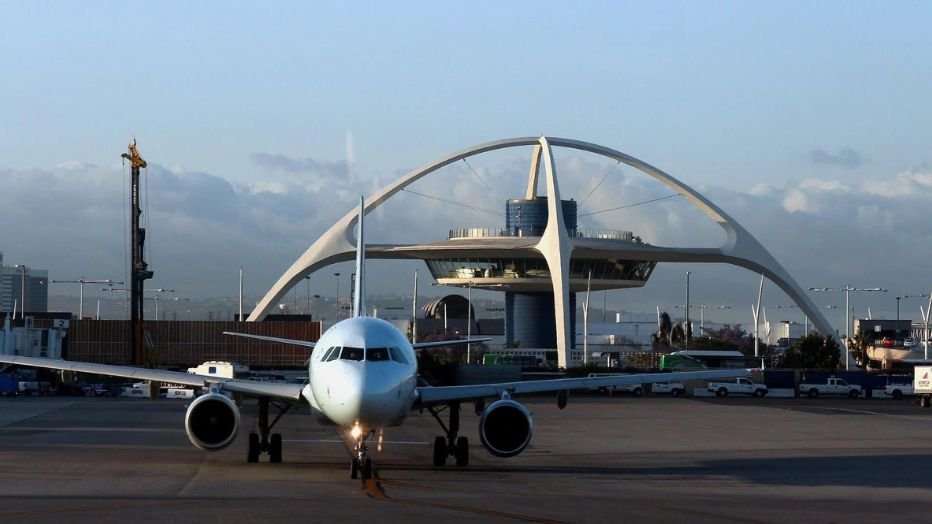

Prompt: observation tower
xmin=247 ymin=137 xmax=834 ymax=368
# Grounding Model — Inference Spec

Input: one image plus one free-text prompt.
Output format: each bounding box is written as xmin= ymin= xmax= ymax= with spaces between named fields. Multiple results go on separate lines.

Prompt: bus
xmin=659 ymin=350 xmax=764 ymax=370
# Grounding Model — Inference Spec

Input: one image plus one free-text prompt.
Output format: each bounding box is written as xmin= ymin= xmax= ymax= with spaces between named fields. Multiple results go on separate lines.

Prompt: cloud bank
xmin=2 ymin=152 xmax=929 ymax=325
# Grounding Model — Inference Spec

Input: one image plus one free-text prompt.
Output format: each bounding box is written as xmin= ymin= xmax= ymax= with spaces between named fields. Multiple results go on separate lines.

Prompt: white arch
xmin=247 ymin=136 xmax=835 ymax=368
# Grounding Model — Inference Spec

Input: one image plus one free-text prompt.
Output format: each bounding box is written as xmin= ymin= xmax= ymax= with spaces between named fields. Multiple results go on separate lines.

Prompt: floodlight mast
xmin=48 ymin=278 xmax=124 ymax=319
xmin=809 ymin=286 xmax=887 ymax=370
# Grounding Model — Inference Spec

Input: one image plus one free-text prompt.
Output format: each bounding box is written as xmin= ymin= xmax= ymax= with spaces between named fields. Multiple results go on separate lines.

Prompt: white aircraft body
xmin=0 ymin=197 xmax=750 ymax=480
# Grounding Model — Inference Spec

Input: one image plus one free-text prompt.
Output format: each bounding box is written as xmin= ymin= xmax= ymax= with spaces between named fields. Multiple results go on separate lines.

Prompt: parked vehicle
xmin=884 ymin=382 xmax=914 ymax=400
xmin=915 ymin=366 xmax=932 ymax=407
xmin=708 ymin=377 xmax=768 ymax=397
xmin=0 ymin=374 xmax=19 ymax=396
xmin=585 ymin=374 xmax=685 ymax=397
xmin=799 ymin=377 xmax=862 ymax=398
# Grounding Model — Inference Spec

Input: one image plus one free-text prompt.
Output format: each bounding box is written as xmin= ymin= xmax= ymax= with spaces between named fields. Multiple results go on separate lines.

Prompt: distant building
xmin=0 ymin=252 xmax=49 ymax=314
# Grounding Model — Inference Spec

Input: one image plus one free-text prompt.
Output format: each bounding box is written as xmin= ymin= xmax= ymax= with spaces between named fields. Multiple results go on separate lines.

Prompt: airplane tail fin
xmin=353 ymin=196 xmax=366 ymax=318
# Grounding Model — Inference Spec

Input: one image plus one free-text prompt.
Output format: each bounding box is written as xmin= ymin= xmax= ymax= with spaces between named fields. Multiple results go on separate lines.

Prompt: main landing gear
xmin=247 ymin=397 xmax=291 ymax=463
xmin=427 ymin=401 xmax=469 ymax=467
xmin=350 ymin=426 xmax=374 ymax=480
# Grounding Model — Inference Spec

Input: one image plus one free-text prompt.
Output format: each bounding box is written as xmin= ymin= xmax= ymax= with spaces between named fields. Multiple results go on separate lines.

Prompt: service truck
xmin=708 ymin=377 xmax=768 ymax=397
xmin=0 ymin=374 xmax=18 ymax=396
xmin=799 ymin=377 xmax=862 ymax=398
xmin=914 ymin=366 xmax=932 ymax=407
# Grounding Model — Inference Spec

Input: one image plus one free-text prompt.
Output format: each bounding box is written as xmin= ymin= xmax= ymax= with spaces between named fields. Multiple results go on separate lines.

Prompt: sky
xmin=2 ymin=1 xmax=932 ymax=332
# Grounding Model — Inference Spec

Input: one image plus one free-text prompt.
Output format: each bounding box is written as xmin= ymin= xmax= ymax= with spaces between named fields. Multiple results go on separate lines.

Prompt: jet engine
xmin=184 ymin=392 xmax=240 ymax=451
xmin=478 ymin=399 xmax=533 ymax=457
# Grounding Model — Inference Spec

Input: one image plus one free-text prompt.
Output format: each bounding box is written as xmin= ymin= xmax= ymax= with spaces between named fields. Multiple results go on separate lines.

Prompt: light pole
xmin=685 ymin=271 xmax=690 ymax=351
xmin=774 ymin=304 xmax=837 ymax=337
xmin=902 ymin=294 xmax=932 ymax=358
xmin=313 ymin=294 xmax=321 ymax=320
xmin=583 ymin=269 xmax=592 ymax=366
xmin=305 ymin=276 xmax=312 ymax=315
xmin=896 ymin=296 xmax=902 ymax=341
xmin=810 ymin=286 xmax=887 ymax=370
xmin=14 ymin=265 xmax=27 ymax=319
xmin=467 ymin=280 xmax=473 ymax=364
xmin=49 ymin=277 xmax=124 ymax=319
xmin=333 ymin=273 xmax=341 ymax=321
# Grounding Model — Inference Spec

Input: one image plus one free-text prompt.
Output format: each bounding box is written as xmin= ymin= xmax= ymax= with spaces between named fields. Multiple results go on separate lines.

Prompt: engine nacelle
xmin=184 ymin=392 xmax=240 ymax=451
xmin=478 ymin=399 xmax=533 ymax=458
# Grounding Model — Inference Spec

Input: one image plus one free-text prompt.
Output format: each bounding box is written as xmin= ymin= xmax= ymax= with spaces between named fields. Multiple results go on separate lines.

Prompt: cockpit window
xmin=388 ymin=346 xmax=408 ymax=364
xmin=366 ymin=347 xmax=390 ymax=361
xmin=323 ymin=347 xmax=341 ymax=362
xmin=340 ymin=346 xmax=364 ymax=361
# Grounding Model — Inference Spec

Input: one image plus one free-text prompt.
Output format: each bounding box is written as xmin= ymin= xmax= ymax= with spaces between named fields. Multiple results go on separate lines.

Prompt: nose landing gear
xmin=350 ymin=425 xmax=375 ymax=480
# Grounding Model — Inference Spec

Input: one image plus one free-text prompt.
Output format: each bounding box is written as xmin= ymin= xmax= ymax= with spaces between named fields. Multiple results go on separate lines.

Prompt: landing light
xmin=350 ymin=423 xmax=363 ymax=439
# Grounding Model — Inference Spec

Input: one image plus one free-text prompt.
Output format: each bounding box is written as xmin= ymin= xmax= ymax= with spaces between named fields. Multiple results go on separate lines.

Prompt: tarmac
xmin=2 ymin=394 xmax=932 ymax=523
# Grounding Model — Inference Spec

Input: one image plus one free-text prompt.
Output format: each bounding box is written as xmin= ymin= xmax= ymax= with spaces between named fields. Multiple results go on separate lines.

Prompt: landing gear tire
xmin=361 ymin=458 xmax=373 ymax=480
xmin=433 ymin=436 xmax=447 ymax=467
xmin=247 ymin=432 xmax=260 ymax=463
xmin=269 ymin=433 xmax=283 ymax=463
xmin=351 ymin=459 xmax=359 ymax=479
xmin=454 ymin=436 xmax=469 ymax=467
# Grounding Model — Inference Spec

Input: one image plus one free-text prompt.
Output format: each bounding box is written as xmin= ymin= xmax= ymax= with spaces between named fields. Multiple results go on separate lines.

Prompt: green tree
xmin=780 ymin=333 xmax=841 ymax=369
xmin=849 ymin=329 xmax=874 ymax=368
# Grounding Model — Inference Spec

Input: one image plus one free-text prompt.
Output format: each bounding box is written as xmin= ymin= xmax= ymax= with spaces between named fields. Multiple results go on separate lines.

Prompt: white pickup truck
xmin=884 ymin=382 xmax=914 ymax=400
xmin=586 ymin=374 xmax=685 ymax=397
xmin=708 ymin=377 xmax=768 ymax=397
xmin=799 ymin=377 xmax=862 ymax=398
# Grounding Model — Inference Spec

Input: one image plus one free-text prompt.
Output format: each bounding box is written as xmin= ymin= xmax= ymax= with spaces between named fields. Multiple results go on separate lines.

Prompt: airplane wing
xmin=0 ymin=355 xmax=305 ymax=402
xmin=412 ymin=338 xmax=491 ymax=350
xmin=222 ymin=331 xmax=315 ymax=348
xmin=414 ymin=368 xmax=751 ymax=406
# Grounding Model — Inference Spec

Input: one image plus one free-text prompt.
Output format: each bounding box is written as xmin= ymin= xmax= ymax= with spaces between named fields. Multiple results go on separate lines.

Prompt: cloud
xmin=810 ymin=147 xmax=865 ymax=169
xmin=250 ymin=152 xmax=349 ymax=176
xmin=3 ymin=155 xmax=930 ymax=326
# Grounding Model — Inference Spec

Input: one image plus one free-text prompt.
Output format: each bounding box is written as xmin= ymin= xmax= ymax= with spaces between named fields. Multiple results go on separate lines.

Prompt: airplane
xmin=0 ymin=196 xmax=750 ymax=481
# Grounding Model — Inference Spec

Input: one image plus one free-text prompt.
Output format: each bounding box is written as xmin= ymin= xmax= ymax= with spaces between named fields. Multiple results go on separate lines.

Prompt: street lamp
xmin=49 ymin=277 xmax=124 ymax=319
xmin=305 ymin=276 xmax=312 ymax=315
xmin=896 ymin=296 xmax=902 ymax=341
xmin=13 ymin=265 xmax=27 ymax=319
xmin=809 ymin=286 xmax=887 ymax=370
xmin=467 ymin=280 xmax=473 ymax=364
xmin=774 ymin=304 xmax=837 ymax=337
xmin=675 ymin=304 xmax=731 ymax=336
xmin=333 ymin=272 xmax=341 ymax=321
xmin=684 ymin=271 xmax=690 ymax=351
xmin=902 ymin=293 xmax=932 ymax=359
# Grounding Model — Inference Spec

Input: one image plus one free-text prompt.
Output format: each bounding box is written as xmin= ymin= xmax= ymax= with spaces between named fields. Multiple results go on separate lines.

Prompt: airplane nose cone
xmin=325 ymin=363 xmax=364 ymax=426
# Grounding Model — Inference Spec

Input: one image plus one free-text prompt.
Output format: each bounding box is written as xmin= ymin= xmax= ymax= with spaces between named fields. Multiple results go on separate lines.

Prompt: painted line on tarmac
xmin=0 ymin=426 xmax=183 ymax=432
xmin=285 ymin=438 xmax=427 ymax=445
xmin=811 ymin=406 xmax=932 ymax=421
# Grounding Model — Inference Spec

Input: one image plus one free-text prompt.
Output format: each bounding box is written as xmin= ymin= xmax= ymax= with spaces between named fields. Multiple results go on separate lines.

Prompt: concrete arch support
xmin=533 ymin=137 xmax=574 ymax=369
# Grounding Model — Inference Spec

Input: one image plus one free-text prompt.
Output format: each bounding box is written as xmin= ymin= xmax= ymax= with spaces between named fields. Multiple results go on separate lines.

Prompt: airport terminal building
xmin=245 ymin=137 xmax=834 ymax=368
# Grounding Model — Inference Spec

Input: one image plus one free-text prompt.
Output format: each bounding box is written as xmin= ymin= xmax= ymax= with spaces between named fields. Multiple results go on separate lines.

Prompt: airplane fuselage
xmin=303 ymin=316 xmax=418 ymax=430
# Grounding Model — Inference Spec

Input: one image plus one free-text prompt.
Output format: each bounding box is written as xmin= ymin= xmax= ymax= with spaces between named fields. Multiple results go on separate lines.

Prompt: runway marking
xmin=285 ymin=438 xmax=428 ymax=445
xmin=357 ymin=469 xmax=565 ymax=523
xmin=806 ymin=406 xmax=932 ymax=421
xmin=0 ymin=426 xmax=183 ymax=433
